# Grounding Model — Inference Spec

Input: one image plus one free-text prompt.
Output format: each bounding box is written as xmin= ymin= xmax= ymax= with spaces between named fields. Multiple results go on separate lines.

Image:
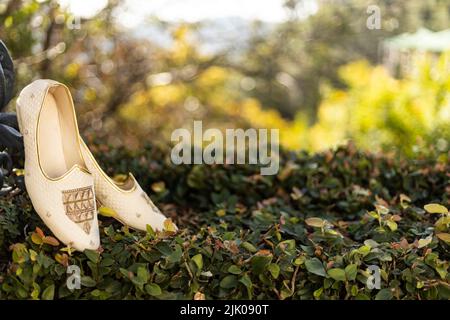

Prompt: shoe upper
xmin=80 ymin=139 xmax=172 ymax=232
xmin=17 ymin=79 xmax=100 ymax=251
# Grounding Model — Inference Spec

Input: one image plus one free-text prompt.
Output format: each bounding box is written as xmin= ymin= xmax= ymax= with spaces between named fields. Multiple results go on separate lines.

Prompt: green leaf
xmin=305 ymin=217 xmax=324 ymax=228
xmin=192 ymin=254 xmax=203 ymax=271
xmin=280 ymin=287 xmax=293 ymax=300
xmin=84 ymin=250 xmax=100 ymax=264
xmin=305 ymin=258 xmax=326 ymax=277
xmin=145 ymin=283 xmax=162 ymax=296
xmin=386 ymin=220 xmax=397 ymax=231
xmin=31 ymin=233 xmax=43 ymax=245
xmin=241 ymin=242 xmax=257 ymax=253
xmin=98 ymin=206 xmax=119 ymax=218
xmin=228 ymin=265 xmax=242 ymax=275
xmin=239 ymin=274 xmax=252 ymax=288
xmin=100 ymin=257 xmax=115 ymax=267
xmin=345 ymin=264 xmax=358 ymax=281
xmin=277 ymin=239 xmax=296 ymax=253
xmin=151 ymin=181 xmax=166 ymax=193
xmin=11 ymin=244 xmax=28 ymax=264
xmin=239 ymin=274 xmax=253 ymax=299
xmin=220 ymin=275 xmax=238 ymax=289
xmin=438 ymin=283 xmax=450 ymax=300
xmin=356 ymin=245 xmax=371 ymax=256
xmin=368 ymin=211 xmax=379 ymax=220
xmin=131 ymin=267 xmax=148 ymax=290
xmin=375 ymin=205 xmax=389 ymax=215
xmin=146 ymin=224 xmax=155 ymax=237
xmin=424 ymin=204 xmax=448 ymax=214
xmin=31 ymin=283 xmax=40 ymax=300
xmin=436 ymin=233 xmax=450 ymax=243
xmin=364 ymin=239 xmax=379 ymax=248
xmin=216 ymin=209 xmax=226 ymax=217
xmin=375 ymin=288 xmax=393 ymax=300
xmin=267 ymin=263 xmax=280 ymax=279
xmin=155 ymin=242 xmax=172 ymax=256
xmin=435 ymin=264 xmax=448 ymax=280
xmin=294 ymin=256 xmax=306 ymax=266
xmin=90 ymin=289 xmax=101 ymax=297
xmin=350 ymin=284 xmax=359 ymax=296
xmin=81 ymin=276 xmax=96 ymax=287
xmin=313 ymin=287 xmax=323 ymax=299
xmin=435 ymin=216 xmax=450 ymax=230
xmin=251 ymin=255 xmax=272 ymax=275
xmin=41 ymin=284 xmax=55 ymax=300
xmin=418 ymin=235 xmax=433 ymax=248
xmin=168 ymin=245 xmax=182 ymax=263
xmin=137 ymin=266 xmax=149 ymax=283
xmin=328 ymin=268 xmax=346 ymax=281
xmin=399 ymin=194 xmax=411 ymax=207
xmin=355 ymin=293 xmax=370 ymax=300
xmin=163 ymin=219 xmax=177 ymax=232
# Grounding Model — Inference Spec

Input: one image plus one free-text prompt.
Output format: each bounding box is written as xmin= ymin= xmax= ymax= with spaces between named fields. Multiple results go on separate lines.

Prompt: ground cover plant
xmin=0 ymin=142 xmax=448 ymax=300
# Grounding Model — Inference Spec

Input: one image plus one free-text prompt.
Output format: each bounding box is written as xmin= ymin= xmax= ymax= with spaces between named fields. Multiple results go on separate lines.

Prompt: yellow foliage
xmin=117 ymin=25 xmax=449 ymax=154
xmin=197 ymin=66 xmax=229 ymax=88
xmin=64 ymin=63 xmax=80 ymax=79
xmin=170 ymin=25 xmax=198 ymax=65
xmin=308 ymin=54 xmax=450 ymax=153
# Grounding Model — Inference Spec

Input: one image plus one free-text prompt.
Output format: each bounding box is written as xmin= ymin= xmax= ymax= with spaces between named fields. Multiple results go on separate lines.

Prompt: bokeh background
xmin=1 ymin=0 xmax=449 ymax=155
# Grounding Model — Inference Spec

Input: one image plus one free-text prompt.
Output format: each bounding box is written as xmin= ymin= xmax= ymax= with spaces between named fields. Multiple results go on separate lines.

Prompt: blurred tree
xmin=0 ymin=0 xmax=156 ymax=138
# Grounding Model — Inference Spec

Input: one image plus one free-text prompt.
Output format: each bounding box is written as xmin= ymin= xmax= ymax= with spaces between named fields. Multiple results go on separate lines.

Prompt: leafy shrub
xmin=0 ymin=143 xmax=449 ymax=300
xmin=307 ymin=55 xmax=450 ymax=154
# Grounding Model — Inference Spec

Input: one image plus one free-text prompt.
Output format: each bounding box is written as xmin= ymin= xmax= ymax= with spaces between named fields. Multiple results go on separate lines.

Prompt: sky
xmin=57 ymin=0 xmax=318 ymax=27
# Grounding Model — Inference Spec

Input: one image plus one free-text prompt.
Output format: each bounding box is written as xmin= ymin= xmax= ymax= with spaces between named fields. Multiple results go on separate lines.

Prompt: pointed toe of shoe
xmin=25 ymin=166 xmax=101 ymax=252
xmin=112 ymin=199 xmax=176 ymax=232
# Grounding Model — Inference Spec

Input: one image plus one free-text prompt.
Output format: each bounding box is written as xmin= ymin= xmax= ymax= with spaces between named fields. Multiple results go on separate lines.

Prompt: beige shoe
xmin=16 ymin=80 xmax=100 ymax=251
xmin=80 ymin=139 xmax=174 ymax=232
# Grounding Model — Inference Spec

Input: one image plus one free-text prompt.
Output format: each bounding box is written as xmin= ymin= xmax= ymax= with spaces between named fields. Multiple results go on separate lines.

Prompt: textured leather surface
xmin=16 ymin=80 xmax=100 ymax=251
xmin=80 ymin=139 xmax=172 ymax=232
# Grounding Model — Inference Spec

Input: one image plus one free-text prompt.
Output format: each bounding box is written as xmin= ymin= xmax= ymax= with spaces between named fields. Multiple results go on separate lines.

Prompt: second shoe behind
xmin=80 ymin=139 xmax=171 ymax=232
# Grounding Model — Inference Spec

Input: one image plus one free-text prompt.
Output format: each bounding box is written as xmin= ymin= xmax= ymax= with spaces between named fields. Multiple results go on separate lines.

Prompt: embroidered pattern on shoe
xmin=62 ymin=186 xmax=95 ymax=234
